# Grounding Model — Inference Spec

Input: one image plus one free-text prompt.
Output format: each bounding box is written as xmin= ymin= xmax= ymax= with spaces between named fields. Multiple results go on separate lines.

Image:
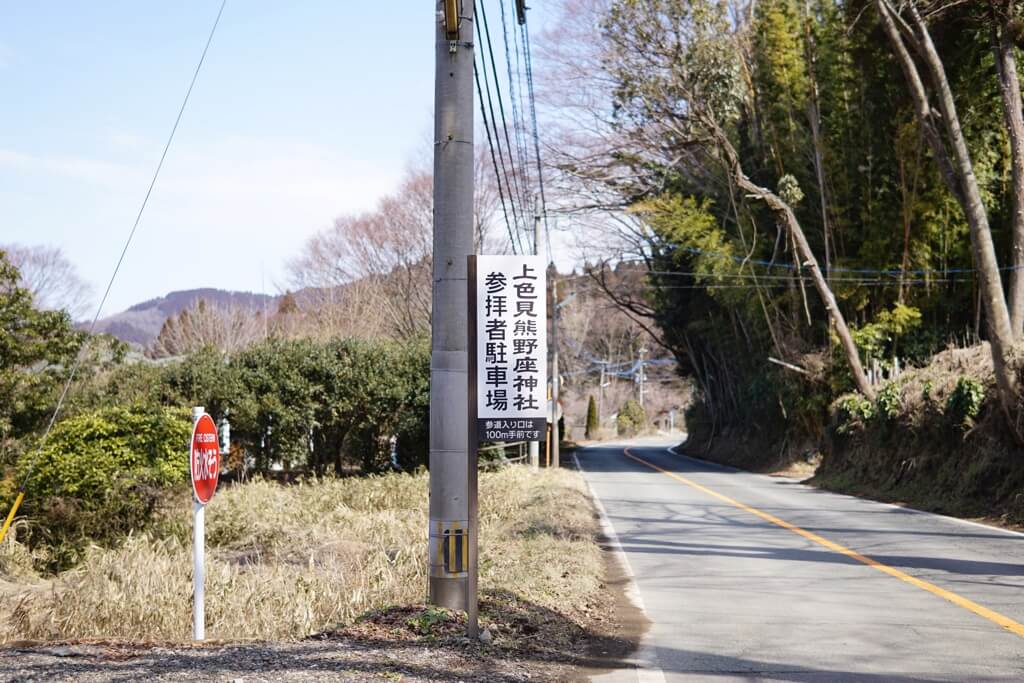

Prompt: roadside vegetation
xmin=0 ymin=466 xmax=603 ymax=644
xmin=0 ymin=246 xmax=612 ymax=661
xmin=536 ymin=0 xmax=1024 ymax=518
xmin=818 ymin=344 xmax=1024 ymax=524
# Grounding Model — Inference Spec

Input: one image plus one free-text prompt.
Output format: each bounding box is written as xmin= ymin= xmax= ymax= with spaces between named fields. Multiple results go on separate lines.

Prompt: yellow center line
xmin=622 ymin=447 xmax=1024 ymax=639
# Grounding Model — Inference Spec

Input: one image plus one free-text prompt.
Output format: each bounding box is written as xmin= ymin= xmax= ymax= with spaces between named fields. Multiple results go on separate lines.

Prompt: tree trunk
xmin=877 ymin=0 xmax=1019 ymax=431
xmin=993 ymin=13 xmax=1024 ymax=337
xmin=803 ymin=2 xmax=834 ymax=278
xmin=712 ymin=125 xmax=875 ymax=400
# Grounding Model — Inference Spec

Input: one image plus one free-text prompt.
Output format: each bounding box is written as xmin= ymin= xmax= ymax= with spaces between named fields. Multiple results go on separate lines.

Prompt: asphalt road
xmin=576 ymin=437 xmax=1024 ymax=682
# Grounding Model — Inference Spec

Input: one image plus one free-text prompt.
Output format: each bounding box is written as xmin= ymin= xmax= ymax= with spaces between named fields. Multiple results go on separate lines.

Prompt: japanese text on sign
xmin=476 ymin=255 xmax=547 ymax=442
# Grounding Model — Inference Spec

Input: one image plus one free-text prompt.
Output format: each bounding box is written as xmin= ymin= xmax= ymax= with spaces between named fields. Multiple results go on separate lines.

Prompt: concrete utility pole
xmin=638 ymin=346 xmax=647 ymax=409
xmin=551 ymin=274 xmax=560 ymax=468
xmin=429 ymin=0 xmax=475 ymax=611
xmin=529 ymin=203 xmax=541 ymax=471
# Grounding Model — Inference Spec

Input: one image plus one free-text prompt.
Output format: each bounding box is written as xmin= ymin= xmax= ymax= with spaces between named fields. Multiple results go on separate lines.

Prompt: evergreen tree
xmin=585 ymin=395 xmax=599 ymax=440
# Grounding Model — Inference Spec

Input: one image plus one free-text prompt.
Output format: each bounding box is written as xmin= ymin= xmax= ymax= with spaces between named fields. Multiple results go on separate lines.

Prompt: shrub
xmin=617 ymin=400 xmax=647 ymax=437
xmin=946 ymin=376 xmax=985 ymax=429
xmin=836 ymin=394 xmax=874 ymax=433
xmin=876 ymin=382 xmax=903 ymax=421
xmin=15 ymin=405 xmax=191 ymax=569
xmin=584 ymin=395 xmax=599 ymax=440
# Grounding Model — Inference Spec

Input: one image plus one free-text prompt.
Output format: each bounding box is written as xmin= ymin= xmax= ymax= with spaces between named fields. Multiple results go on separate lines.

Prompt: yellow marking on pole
xmin=462 ymin=526 xmax=469 ymax=571
xmin=437 ymin=521 xmax=444 ymax=568
xmin=450 ymin=521 xmax=460 ymax=573
xmin=0 ymin=492 xmax=25 ymax=545
xmin=623 ymin=448 xmax=1024 ymax=640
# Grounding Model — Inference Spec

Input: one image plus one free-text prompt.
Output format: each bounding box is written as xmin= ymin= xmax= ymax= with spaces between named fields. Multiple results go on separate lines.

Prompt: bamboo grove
xmin=544 ymin=0 xmax=1024 ymax=451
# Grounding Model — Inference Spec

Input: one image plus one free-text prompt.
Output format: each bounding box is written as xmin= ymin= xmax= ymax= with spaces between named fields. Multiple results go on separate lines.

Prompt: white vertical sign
xmin=475 ymin=255 xmax=547 ymax=442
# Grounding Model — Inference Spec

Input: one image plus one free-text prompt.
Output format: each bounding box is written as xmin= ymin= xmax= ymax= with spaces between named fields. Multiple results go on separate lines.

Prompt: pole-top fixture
xmin=515 ymin=0 xmax=527 ymax=25
xmin=444 ymin=0 xmax=461 ymax=40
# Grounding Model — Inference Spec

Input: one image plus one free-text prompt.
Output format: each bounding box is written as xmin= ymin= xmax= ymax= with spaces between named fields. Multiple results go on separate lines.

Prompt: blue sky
xmin=1 ymin=1 xmax=558 ymax=314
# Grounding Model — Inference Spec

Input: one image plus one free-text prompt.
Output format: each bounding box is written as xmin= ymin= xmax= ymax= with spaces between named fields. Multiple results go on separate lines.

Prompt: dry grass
xmin=894 ymin=343 xmax=997 ymax=419
xmin=0 ymin=467 xmax=602 ymax=643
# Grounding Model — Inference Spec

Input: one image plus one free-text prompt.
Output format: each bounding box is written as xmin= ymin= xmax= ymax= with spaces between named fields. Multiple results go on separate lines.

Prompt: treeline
xmin=542 ymin=0 xmax=1024 ymax=459
xmin=1 ymin=249 xmax=429 ymax=568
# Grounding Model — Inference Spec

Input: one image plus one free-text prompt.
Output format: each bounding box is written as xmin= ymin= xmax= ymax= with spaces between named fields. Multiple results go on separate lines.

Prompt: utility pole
xmin=529 ymin=202 xmax=540 ymax=471
xmin=429 ymin=0 xmax=475 ymax=613
xmin=638 ymin=346 xmax=647 ymax=409
xmin=551 ymin=273 xmax=560 ymax=467
xmin=598 ymin=361 xmax=606 ymax=431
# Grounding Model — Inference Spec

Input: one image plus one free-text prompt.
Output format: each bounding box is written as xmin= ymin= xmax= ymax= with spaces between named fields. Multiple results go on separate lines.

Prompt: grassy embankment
xmin=0 ymin=467 xmax=606 ymax=645
xmin=683 ymin=344 xmax=1024 ymax=525
xmin=815 ymin=344 xmax=1024 ymax=524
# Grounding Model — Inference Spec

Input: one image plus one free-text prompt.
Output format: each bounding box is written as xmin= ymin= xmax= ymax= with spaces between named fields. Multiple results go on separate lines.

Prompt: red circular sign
xmin=190 ymin=413 xmax=220 ymax=504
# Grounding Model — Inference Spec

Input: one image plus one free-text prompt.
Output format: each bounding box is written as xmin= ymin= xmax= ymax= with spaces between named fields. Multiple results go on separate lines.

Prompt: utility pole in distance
xmin=529 ymin=202 xmax=541 ymax=471
xmin=429 ymin=0 xmax=474 ymax=612
xmin=638 ymin=346 xmax=647 ymax=409
xmin=551 ymin=273 xmax=560 ymax=467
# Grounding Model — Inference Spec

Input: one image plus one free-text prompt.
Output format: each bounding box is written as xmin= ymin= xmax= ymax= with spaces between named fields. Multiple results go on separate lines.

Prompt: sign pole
xmin=191 ymin=406 xmax=205 ymax=642
xmin=466 ymin=255 xmax=479 ymax=639
xmin=193 ymin=498 xmax=205 ymax=640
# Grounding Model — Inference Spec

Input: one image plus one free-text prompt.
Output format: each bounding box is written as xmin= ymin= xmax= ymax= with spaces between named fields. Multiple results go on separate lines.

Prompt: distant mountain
xmin=90 ymin=288 xmax=278 ymax=347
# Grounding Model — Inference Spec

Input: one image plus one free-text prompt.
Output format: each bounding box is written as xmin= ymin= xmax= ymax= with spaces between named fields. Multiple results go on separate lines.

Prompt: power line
xmin=520 ymin=18 xmax=551 ymax=261
xmin=644 ymin=269 xmax=951 ymax=283
xmin=499 ymin=0 xmax=535 ymax=239
xmin=0 ymin=0 xmax=228 ymax=544
xmin=477 ymin=0 xmax=529 ymax=249
xmin=638 ymin=245 xmax=1009 ymax=276
xmin=474 ymin=62 xmax=519 ymax=254
xmin=475 ymin=13 xmax=525 ymax=253
xmin=610 ymin=278 xmax=977 ymax=290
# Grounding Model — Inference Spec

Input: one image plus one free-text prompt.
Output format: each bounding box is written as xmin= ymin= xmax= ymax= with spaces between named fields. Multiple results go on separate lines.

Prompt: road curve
xmin=576 ymin=438 xmax=1024 ymax=682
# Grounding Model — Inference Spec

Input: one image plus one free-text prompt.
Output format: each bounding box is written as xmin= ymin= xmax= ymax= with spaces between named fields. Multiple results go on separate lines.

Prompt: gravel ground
xmin=0 ymin=638 xmax=571 ymax=682
xmin=0 ymin=592 xmax=640 ymax=683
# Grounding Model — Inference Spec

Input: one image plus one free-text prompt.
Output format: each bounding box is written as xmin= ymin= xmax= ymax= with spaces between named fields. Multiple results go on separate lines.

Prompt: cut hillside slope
xmin=816 ymin=343 xmax=1024 ymax=525
xmin=679 ymin=343 xmax=1024 ymax=525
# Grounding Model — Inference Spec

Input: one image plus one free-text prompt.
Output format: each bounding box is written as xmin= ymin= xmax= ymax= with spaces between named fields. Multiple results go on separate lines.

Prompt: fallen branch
xmin=768 ymin=356 xmax=812 ymax=377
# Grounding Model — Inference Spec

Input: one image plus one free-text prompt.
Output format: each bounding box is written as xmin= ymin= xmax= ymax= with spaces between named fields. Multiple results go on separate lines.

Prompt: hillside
xmin=90 ymin=288 xmax=277 ymax=346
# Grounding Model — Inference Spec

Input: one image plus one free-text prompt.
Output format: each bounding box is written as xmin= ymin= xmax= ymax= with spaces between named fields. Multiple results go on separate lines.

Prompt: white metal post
xmin=191 ymin=406 xmax=205 ymax=641
xmin=193 ymin=499 xmax=205 ymax=640
xmin=551 ymin=277 xmax=560 ymax=467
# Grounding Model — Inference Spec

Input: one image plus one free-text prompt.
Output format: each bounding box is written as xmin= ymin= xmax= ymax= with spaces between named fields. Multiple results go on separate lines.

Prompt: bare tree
xmin=150 ymin=298 xmax=264 ymax=358
xmin=3 ymin=244 xmax=93 ymax=318
xmin=288 ymin=171 xmax=434 ymax=340
xmin=288 ymin=157 xmax=512 ymax=342
xmin=990 ymin=0 xmax=1024 ymax=337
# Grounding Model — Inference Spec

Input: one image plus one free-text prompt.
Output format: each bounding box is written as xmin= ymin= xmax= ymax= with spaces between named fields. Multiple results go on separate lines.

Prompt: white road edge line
xmin=665 ymin=446 xmax=1024 ymax=539
xmin=573 ymin=449 xmax=667 ymax=683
